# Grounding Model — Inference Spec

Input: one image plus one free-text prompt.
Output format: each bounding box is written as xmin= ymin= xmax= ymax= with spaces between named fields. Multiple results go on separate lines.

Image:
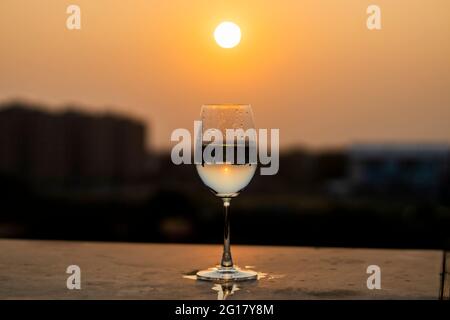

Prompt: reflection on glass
xmin=212 ymin=282 xmax=240 ymax=300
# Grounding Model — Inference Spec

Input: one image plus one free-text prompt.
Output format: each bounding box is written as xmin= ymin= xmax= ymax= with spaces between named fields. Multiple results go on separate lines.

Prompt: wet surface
xmin=0 ymin=239 xmax=442 ymax=299
xmin=183 ymin=266 xmax=272 ymax=299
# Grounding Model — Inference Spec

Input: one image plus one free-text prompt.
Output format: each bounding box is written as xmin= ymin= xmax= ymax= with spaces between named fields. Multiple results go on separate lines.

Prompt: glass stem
xmin=221 ymin=198 xmax=233 ymax=268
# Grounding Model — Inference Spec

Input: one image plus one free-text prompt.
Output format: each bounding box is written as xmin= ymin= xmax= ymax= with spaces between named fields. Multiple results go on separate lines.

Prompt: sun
xmin=214 ymin=21 xmax=241 ymax=49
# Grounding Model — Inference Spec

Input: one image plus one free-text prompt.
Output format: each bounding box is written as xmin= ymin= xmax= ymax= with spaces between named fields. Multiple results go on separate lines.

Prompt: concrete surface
xmin=0 ymin=239 xmax=443 ymax=299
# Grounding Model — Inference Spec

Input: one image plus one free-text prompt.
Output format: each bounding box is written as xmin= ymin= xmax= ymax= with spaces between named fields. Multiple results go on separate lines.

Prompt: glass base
xmin=197 ymin=266 xmax=258 ymax=282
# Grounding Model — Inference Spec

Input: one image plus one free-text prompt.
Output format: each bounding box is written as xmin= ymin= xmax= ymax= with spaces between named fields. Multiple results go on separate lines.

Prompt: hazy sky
xmin=0 ymin=0 xmax=449 ymax=150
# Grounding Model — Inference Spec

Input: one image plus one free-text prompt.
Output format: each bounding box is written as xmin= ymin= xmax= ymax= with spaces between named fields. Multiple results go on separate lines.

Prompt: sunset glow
xmin=0 ymin=1 xmax=449 ymax=150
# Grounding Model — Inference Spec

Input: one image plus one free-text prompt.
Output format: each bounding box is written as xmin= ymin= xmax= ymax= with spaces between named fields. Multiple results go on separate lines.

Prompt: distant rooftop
xmin=0 ymin=100 xmax=144 ymax=126
xmin=350 ymin=143 xmax=450 ymax=156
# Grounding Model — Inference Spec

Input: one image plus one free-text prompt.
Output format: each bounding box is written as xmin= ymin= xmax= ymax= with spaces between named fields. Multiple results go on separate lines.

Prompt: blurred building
xmin=0 ymin=102 xmax=147 ymax=187
xmin=349 ymin=144 xmax=450 ymax=196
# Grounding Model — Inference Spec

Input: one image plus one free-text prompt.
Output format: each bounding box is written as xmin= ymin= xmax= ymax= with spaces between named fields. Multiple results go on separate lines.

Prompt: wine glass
xmin=196 ymin=104 xmax=258 ymax=281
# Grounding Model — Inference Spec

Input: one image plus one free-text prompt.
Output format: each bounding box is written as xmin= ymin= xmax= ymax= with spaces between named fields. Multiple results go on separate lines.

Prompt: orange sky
xmin=0 ymin=0 xmax=449 ymax=150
